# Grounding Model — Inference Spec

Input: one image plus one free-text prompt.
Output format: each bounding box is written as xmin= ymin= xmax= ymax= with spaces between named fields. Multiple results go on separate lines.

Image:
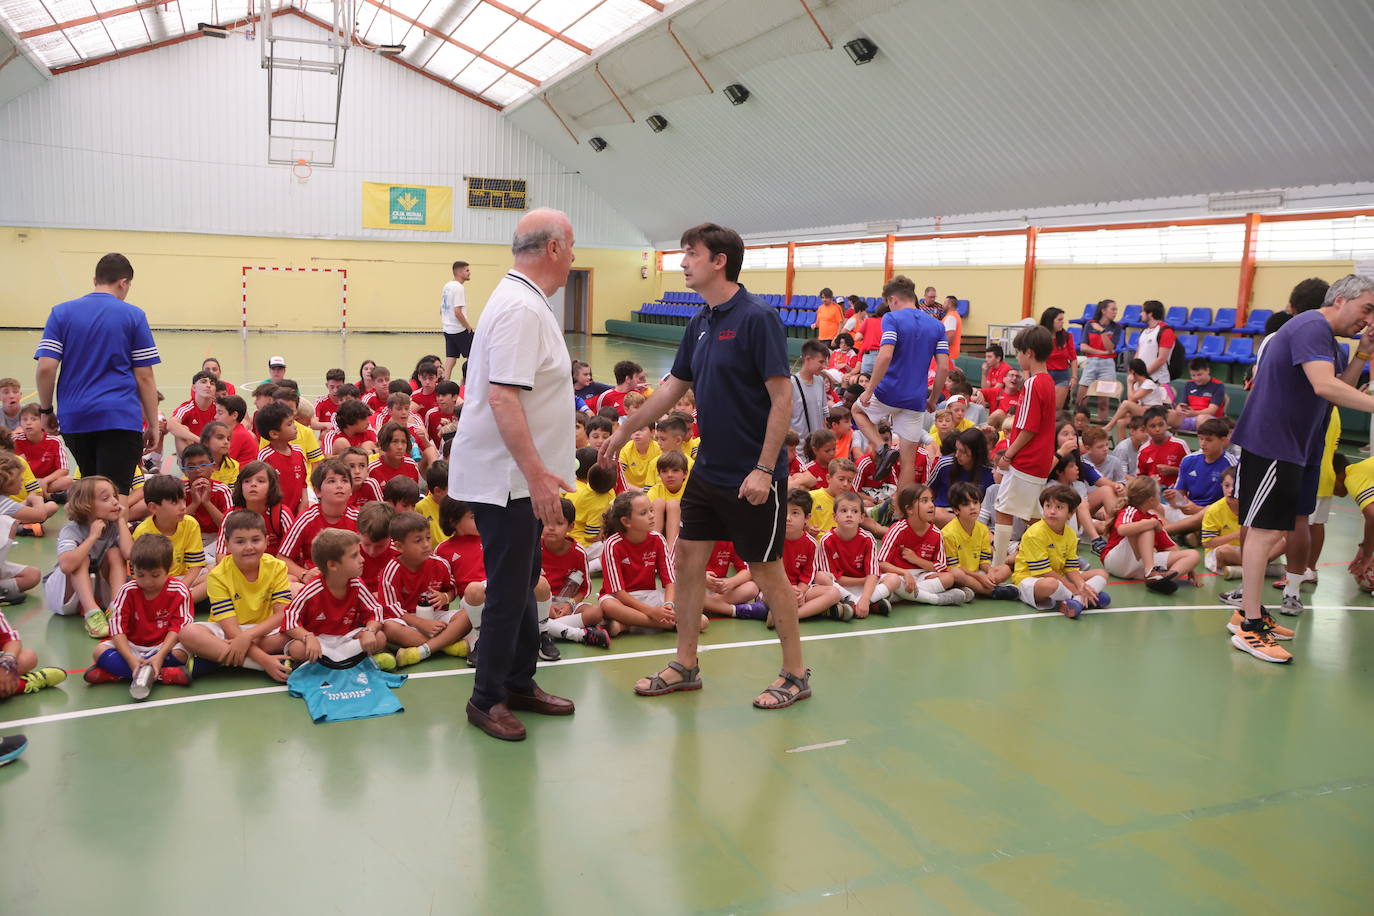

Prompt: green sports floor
xmin=2 ymin=330 xmax=1373 ymax=914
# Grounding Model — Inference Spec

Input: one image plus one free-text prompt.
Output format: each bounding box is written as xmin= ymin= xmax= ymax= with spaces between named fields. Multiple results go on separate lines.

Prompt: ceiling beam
xmin=482 ymin=0 xmax=592 ymax=54
xmin=359 ymin=0 xmax=539 ymax=85
xmin=637 ymin=0 xmax=665 ymax=10
xmin=20 ymin=0 xmax=168 ymax=39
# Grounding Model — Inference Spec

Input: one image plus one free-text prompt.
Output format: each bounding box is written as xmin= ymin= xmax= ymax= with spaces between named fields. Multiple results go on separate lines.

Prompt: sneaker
xmin=1279 ymin=594 xmax=1305 ymax=617
xmin=871 ymin=597 xmax=892 ymax=616
xmin=1145 ymin=570 xmax=1179 ymax=595
xmin=873 ymin=445 xmax=900 ymax=481
xmin=466 ymin=642 xmax=479 ymax=668
xmin=538 ymin=631 xmax=561 ymax=662
xmin=83 ymin=666 xmax=121 ymax=685
xmin=1223 ymin=565 xmax=1242 ymax=580
xmin=1062 ymin=599 xmax=1084 ymax=619
xmin=83 ymin=609 xmax=109 ymax=638
xmin=732 ymin=600 xmax=769 ymax=621
xmin=1226 ymin=611 xmax=1294 ymax=640
xmin=16 ymin=523 xmax=42 ymax=538
xmin=373 ymin=652 xmax=397 ymax=671
xmin=959 ymin=587 xmax=976 ymax=603
xmin=21 ymin=667 xmax=66 ymax=694
xmin=582 ymin=625 xmax=611 ymax=649
xmin=157 ymin=666 xmax=191 ymax=687
xmin=1092 ymin=591 xmax=1112 ymax=609
xmin=441 ymin=639 xmax=469 ymax=658
xmin=1091 ymin=537 xmax=1108 ymax=557
xmin=396 ymin=646 xmax=427 ymax=668
xmin=130 ymin=665 xmax=155 ymax=700
xmin=0 ymin=581 xmax=24 ymax=606
xmin=0 ymin=734 xmax=28 ymax=767
xmin=1219 ymin=588 xmax=1244 ymax=609
xmin=990 ymin=584 xmax=1020 ymax=601
xmin=915 ymin=589 xmax=967 ymax=606
xmin=1231 ymin=622 xmax=1293 ymax=663
xmin=827 ymin=602 xmax=855 ymax=622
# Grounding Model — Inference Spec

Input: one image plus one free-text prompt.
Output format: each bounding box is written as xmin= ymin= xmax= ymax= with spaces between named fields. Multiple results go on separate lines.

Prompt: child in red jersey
xmin=178 ymin=443 xmax=234 ymax=559
xmin=279 ymin=458 xmax=359 ymax=583
xmin=83 ymin=534 xmax=193 ymax=698
xmin=701 ymin=538 xmax=766 ymax=620
xmin=1136 ymin=407 xmax=1189 ymax=488
xmin=821 ymin=490 xmax=898 ymax=618
xmin=356 ymin=501 xmax=398 ymax=596
xmin=282 ymin=528 xmax=395 ymax=669
xmin=541 ymin=497 xmax=611 ymax=648
xmin=992 ymin=326 xmax=1057 ymax=566
xmin=798 ymin=429 xmax=837 ymax=490
xmin=986 ymin=368 xmax=1025 ymax=430
xmin=599 ymin=490 xmax=694 ymax=636
xmin=436 ymin=497 xmax=488 ymax=661
xmin=378 ymin=511 xmax=470 ymax=667
xmin=878 ymin=483 xmax=972 ymax=606
xmin=371 ymin=391 xmax=437 ymax=467
xmin=313 ymin=368 xmax=347 ymax=430
xmin=215 ymin=395 xmax=261 ymax=467
xmin=254 ymin=402 xmax=309 ymax=516
xmin=14 ymin=404 xmax=71 ymax=497
xmin=341 ymin=446 xmax=383 ymax=509
xmin=1102 ymin=476 xmax=1201 ymax=591
xmin=215 ymin=461 xmax=294 ymax=559
xmin=167 ymin=370 xmax=219 ymax=451
xmin=855 ymin=422 xmax=903 ymax=508
xmin=409 ymin=364 xmax=440 ymax=414
xmin=771 ymin=489 xmax=849 ymax=623
xmin=383 ymin=476 xmax=421 ymax=514
xmin=324 ymin=400 xmax=379 ymax=458
xmin=0 ymin=608 xmax=66 ymax=699
xmin=369 ymin=421 xmax=421 ymax=488
xmin=424 ymin=380 xmax=461 ymax=446
xmin=362 ymin=365 xmax=392 ymax=413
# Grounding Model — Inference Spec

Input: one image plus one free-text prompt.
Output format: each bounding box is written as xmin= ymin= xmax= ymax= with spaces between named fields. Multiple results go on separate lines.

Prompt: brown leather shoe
xmin=466 ymin=701 xmax=526 ymax=741
xmin=505 ymin=686 xmax=575 ymax=716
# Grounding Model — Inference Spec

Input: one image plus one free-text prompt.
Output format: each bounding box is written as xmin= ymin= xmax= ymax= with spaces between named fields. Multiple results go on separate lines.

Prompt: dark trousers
xmin=471 ymin=498 xmax=542 ymax=711
xmin=64 ymin=430 xmax=144 ymax=494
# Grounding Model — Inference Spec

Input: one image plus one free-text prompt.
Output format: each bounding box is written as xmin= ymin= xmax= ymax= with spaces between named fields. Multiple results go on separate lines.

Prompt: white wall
xmin=0 ymin=15 xmax=648 ymax=249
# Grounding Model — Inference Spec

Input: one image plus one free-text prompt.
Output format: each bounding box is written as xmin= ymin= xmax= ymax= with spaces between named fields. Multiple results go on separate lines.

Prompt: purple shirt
xmin=1232 ymin=310 xmax=1343 ymax=465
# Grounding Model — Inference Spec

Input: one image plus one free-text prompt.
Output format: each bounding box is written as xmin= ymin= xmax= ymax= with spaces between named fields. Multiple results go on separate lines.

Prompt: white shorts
xmin=415 ymin=606 xmax=462 ymax=625
xmin=190 ymin=619 xmax=281 ymax=640
xmin=583 ymin=541 xmax=604 ymax=562
xmin=600 ymin=588 xmax=664 ymax=608
xmin=201 ymin=531 xmax=218 ymax=565
xmin=994 ymin=468 xmax=1046 ymax=521
xmin=1310 ymin=496 xmax=1332 ymax=526
xmin=43 ymin=569 xmax=90 ymax=616
xmin=0 ymin=560 xmax=26 ymax=579
xmin=1102 ymin=540 xmax=1171 ymax=579
xmin=96 ymin=639 xmax=165 ymax=658
xmin=859 ymin=397 xmax=930 ymax=443
xmin=1204 ymin=549 xmax=1225 ymax=573
xmin=316 ymin=628 xmax=367 ymax=662
xmin=1017 ymin=572 xmax=1107 ymax=610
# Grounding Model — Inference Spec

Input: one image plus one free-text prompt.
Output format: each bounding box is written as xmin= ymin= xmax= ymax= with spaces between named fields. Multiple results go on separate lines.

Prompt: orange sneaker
xmin=1227 ymin=611 xmax=1294 ymax=640
xmin=1230 ymin=621 xmax=1293 ymax=663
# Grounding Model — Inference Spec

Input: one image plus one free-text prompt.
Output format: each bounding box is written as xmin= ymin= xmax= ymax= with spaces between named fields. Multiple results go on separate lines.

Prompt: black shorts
xmin=1237 ymin=450 xmax=1303 ymax=532
xmin=679 ymin=472 xmax=787 ymax=563
xmin=444 ymin=330 xmax=473 ymax=358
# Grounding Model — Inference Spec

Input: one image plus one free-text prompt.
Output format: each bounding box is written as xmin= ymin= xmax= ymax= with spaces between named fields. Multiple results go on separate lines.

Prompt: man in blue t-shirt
xmin=1228 ymin=274 xmax=1374 ymax=664
xmin=1168 ymin=357 xmax=1227 ymax=431
xmin=853 ymin=274 xmax=950 ymax=490
xmin=33 ymin=253 xmax=161 ymax=494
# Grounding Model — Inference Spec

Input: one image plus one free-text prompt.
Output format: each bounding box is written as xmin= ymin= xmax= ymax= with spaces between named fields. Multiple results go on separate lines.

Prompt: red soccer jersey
xmin=283 ymin=577 xmax=383 ymax=636
xmin=994 ymin=387 xmax=1024 ymax=416
xmin=1137 ymin=437 xmax=1189 ymax=485
xmin=854 ymin=453 xmax=899 ymax=492
xmin=1046 ymin=335 xmax=1077 ymax=371
xmin=258 ymin=444 xmax=309 ymax=511
xmin=821 ymin=529 xmax=879 ymax=579
xmin=183 ymin=479 xmax=235 ymax=534
xmin=0 ymin=610 xmax=18 ymax=645
xmin=780 ymin=533 xmax=827 ymax=587
xmin=1010 ymin=372 xmax=1057 ymax=478
xmin=314 ymin=397 xmax=342 ymax=426
xmin=600 ymin=532 xmax=675 ymax=595
xmin=348 ymin=478 xmax=384 ymax=510
xmin=13 ymin=432 xmax=66 ymax=478
xmin=594 ymin=389 xmax=629 ymax=416
xmin=829 ymin=349 xmax=859 ymax=375
xmin=705 ymin=540 xmax=743 ymax=578
xmin=108 ymin=578 xmax=193 ymax=647
xmin=424 ymin=407 xmax=457 ymax=445
xmin=322 ymin=427 xmax=378 ymax=457
xmin=1104 ymin=505 xmax=1176 ymax=557
xmin=359 ymin=540 xmax=399 ymax=595
xmin=378 ymin=556 xmax=453 ymax=619
xmin=437 ymin=534 xmax=486 ymax=593
xmin=214 ymin=503 xmax=294 ymax=558
xmin=171 ymin=397 xmax=217 ymax=439
xmin=370 ymin=409 xmax=428 ymax=439
xmin=802 ymin=459 xmax=830 ymax=489
xmin=368 ymin=456 xmax=420 ymax=487
xmin=410 ymin=389 xmax=438 ymax=413
xmin=279 ymin=505 xmax=360 ymax=569
xmin=983 ymin=361 xmax=1010 ymax=390
xmin=227 ymin=422 xmax=260 ymax=466
xmin=361 ymin=390 xmax=387 ymax=413
xmin=541 ymin=538 xmax=591 ymax=601
xmin=878 ymin=520 xmax=947 ymax=572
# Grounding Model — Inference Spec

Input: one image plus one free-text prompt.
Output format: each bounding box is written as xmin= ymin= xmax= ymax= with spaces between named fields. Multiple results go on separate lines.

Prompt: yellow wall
xmin=1252 ymin=260 xmax=1355 ymax=311
xmin=0 ymin=226 xmax=655 ymax=333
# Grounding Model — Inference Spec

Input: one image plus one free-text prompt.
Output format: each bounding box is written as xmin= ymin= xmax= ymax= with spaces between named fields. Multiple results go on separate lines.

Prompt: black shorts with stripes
xmin=679 ymin=472 xmax=787 ymax=563
xmin=1236 ymin=450 xmax=1303 ymax=532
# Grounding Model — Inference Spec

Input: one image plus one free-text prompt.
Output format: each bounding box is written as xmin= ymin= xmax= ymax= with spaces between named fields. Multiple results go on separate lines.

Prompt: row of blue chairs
xmin=660 ymin=291 xmax=705 ymax=304
xmin=1068 ymin=303 xmax=1273 ymax=336
xmin=1066 ymin=325 xmax=1268 ymax=365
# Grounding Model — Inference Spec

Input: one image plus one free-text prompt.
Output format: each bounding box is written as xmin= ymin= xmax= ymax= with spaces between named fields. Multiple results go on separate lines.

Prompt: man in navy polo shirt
xmin=600 ymin=222 xmax=810 ymax=710
xmin=33 ymin=253 xmax=160 ymax=494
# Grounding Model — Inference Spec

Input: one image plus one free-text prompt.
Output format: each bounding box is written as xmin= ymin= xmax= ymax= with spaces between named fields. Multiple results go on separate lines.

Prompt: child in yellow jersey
xmin=653 ymin=413 xmax=695 ymax=474
xmin=201 ymin=421 xmax=240 ymax=487
xmin=1011 ymin=485 xmax=1108 ymax=618
xmin=647 ymin=450 xmax=690 ymax=550
xmin=178 ymin=510 xmax=293 ymax=682
xmin=569 ymin=448 xmax=617 ymax=572
xmin=808 ymin=458 xmax=857 ymax=535
xmin=941 ymin=481 xmax=1015 ymax=597
xmin=619 ymin=423 xmax=662 ymax=490
xmin=1335 ymin=453 xmax=1374 ymax=586
xmin=1202 ymin=466 xmax=1245 ymax=578
xmin=414 ymin=461 xmax=450 ymax=547
xmin=132 ymin=474 xmax=209 ymax=602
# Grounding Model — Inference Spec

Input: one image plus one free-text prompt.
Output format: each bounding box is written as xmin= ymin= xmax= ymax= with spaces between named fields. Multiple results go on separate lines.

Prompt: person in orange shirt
xmin=813 ymin=288 xmax=843 ymax=342
xmin=942 ymin=295 xmax=964 ymax=359
xmin=827 ymin=406 xmax=855 ymax=462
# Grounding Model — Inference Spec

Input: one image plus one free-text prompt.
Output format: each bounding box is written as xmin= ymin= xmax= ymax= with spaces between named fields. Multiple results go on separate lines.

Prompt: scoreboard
xmin=467 ymin=177 xmax=527 ymax=210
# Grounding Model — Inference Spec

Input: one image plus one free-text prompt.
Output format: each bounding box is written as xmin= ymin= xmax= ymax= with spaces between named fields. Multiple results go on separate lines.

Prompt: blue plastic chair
xmin=957 ymin=299 xmax=969 ymax=317
xmin=1165 ymin=306 xmax=1189 ymax=327
xmin=1120 ymin=304 xmax=1143 ymax=327
xmin=1068 ymin=327 xmax=1083 ymax=348
xmin=1186 ymin=308 xmax=1212 ymax=331
xmin=1124 ymin=330 xmax=1141 ymax=352
xmin=1199 ymin=336 xmax=1227 ymax=362
xmin=1222 ymin=337 xmax=1254 ymax=364
xmin=1207 ymin=307 xmax=1238 ymax=333
xmin=1069 ymin=304 xmax=1094 ymax=326
xmin=1238 ymin=309 xmax=1272 ymax=336
xmin=1180 ymin=335 xmax=1198 ymax=357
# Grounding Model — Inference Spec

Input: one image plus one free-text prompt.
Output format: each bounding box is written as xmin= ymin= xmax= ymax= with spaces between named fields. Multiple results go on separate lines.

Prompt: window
xmin=792 ymin=241 xmax=886 ymax=269
xmin=741 ymin=247 xmax=787 ymax=270
xmin=1256 ymin=217 xmax=1374 ymax=261
xmin=892 ymin=234 xmax=1025 ymax=266
xmin=1035 ymin=225 xmax=1245 ymax=264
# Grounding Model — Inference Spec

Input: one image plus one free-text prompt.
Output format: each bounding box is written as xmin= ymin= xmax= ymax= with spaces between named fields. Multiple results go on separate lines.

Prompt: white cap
xmin=268 ymin=356 xmax=286 ymax=368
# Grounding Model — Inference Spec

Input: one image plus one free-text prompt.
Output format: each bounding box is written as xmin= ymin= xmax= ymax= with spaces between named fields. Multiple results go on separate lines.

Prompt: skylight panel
xmin=484 ymin=19 xmax=545 ymax=65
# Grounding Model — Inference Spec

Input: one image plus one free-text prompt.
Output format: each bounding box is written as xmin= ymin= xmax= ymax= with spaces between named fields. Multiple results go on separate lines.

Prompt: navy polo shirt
xmin=670 ymin=285 xmax=791 ymax=488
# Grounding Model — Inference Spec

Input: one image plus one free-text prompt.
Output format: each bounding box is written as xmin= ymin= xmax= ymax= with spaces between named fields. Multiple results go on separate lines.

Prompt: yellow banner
xmin=361 ymin=182 xmax=452 ymax=231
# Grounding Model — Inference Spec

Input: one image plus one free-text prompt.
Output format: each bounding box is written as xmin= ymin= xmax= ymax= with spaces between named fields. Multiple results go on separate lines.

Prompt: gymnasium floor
xmin=2 ymin=331 xmax=1373 ymax=913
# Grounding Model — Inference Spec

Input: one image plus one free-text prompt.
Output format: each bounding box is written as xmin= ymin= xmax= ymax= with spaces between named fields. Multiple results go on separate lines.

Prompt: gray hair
xmin=1324 ymin=274 xmax=1374 ymax=306
xmin=511 ymin=223 xmax=569 ymax=256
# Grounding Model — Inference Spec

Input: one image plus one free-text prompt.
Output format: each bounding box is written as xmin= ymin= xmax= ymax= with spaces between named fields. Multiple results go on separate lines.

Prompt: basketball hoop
xmin=292 ymin=158 xmax=312 ymax=183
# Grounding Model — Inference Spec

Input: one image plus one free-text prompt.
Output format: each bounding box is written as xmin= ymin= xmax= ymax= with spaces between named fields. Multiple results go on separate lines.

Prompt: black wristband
xmin=753 ymin=464 xmax=772 ymax=474
xmin=38 ymin=406 xmax=53 ymax=415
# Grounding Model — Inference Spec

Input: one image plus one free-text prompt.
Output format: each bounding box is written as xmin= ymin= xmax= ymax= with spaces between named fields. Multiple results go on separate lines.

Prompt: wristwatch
xmin=38 ymin=406 xmax=53 ymax=415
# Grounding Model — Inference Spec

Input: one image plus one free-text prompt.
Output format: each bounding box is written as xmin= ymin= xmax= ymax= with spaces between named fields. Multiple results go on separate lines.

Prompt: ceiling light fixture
xmin=198 ymin=22 xmax=230 ymax=39
xmin=377 ymin=44 xmax=405 ymax=56
xmin=646 ymin=114 xmax=668 ymax=133
xmin=589 ymin=137 xmax=608 ymax=152
xmin=723 ymin=84 xmax=750 ymax=105
xmin=844 ymin=37 xmax=878 ymax=65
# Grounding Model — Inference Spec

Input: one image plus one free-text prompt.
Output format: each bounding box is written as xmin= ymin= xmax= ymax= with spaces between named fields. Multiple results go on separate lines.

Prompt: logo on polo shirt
xmin=718 ymin=329 xmax=736 ymax=341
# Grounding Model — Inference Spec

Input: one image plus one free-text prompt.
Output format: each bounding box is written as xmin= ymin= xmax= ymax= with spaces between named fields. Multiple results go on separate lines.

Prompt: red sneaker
xmin=83 ymin=667 xmax=122 ymax=685
xmin=157 ymin=666 xmax=191 ymax=687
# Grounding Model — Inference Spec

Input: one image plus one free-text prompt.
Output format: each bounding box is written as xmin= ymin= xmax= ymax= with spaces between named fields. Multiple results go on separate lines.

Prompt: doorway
xmin=563 ymin=268 xmax=591 ymax=333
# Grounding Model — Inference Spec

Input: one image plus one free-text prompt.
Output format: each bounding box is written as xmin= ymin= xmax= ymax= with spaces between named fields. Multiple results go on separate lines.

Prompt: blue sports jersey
xmin=872 ymin=307 xmax=949 ymax=411
xmin=1175 ymin=450 xmax=1238 ymax=505
xmin=287 ymin=657 xmax=407 ymax=723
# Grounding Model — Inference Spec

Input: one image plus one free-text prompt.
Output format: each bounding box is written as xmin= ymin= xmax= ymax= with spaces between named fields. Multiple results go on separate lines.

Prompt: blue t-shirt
xmin=33 ymin=292 xmax=160 ymax=435
xmin=1232 ymin=310 xmax=1343 ymax=465
xmin=927 ymin=456 xmax=996 ymax=507
xmin=873 ymin=307 xmax=950 ymax=411
xmin=1175 ymin=450 xmax=1238 ymax=505
xmin=287 ymin=657 xmax=406 ymax=723
xmin=669 ymin=286 xmax=791 ymax=487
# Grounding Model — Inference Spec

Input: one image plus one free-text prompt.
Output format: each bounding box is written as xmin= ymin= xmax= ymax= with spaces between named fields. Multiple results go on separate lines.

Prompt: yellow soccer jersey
xmin=6 ymin=455 xmax=40 ymax=499
xmin=1011 ymin=520 xmax=1081 ymax=585
xmin=619 ymin=440 xmax=662 ymax=490
xmin=415 ymin=494 xmax=447 ymax=546
xmin=1200 ymin=498 xmax=1240 ymax=550
xmin=207 ymin=553 xmax=292 ymax=625
xmin=809 ymin=488 xmax=837 ymax=533
xmin=689 ymin=437 xmax=701 ymax=460
xmin=569 ymin=480 xmax=614 ymax=547
xmin=646 ymin=480 xmax=686 ymax=504
xmin=1317 ymin=409 xmax=1341 ymax=500
xmin=1344 ymin=454 xmax=1374 ymax=511
xmin=132 ymin=515 xmax=206 ymax=576
xmin=931 ymin=419 xmax=975 ymax=452
xmin=260 ymin=422 xmax=324 ymax=468
xmin=211 ymin=456 xmax=240 ymax=487
xmin=942 ymin=518 xmax=992 ymax=571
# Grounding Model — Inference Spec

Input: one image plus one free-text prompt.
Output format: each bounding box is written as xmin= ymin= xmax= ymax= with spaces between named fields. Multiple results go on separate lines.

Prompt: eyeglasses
xmin=181 ymin=462 xmax=214 ymax=472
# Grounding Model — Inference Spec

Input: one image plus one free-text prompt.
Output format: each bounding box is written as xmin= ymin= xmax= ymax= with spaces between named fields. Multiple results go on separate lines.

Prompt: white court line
xmin=1 ymin=604 xmax=1366 ymax=731
xmin=787 ymin=739 xmax=849 ymax=754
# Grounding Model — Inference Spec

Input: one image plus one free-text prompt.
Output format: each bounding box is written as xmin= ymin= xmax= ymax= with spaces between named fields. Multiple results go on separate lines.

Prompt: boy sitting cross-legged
xmin=1011 ymin=485 xmax=1110 ymax=619
xmin=14 ymin=404 xmax=72 ymax=498
xmin=324 ymin=399 xmax=379 ymax=458
xmin=769 ymin=489 xmax=851 ymax=625
xmin=356 ymin=501 xmax=398 ymax=596
xmin=540 ymin=497 xmax=612 ymax=648
xmin=379 ymin=511 xmax=471 ymax=667
xmin=281 ymin=528 xmax=396 ymax=669
xmin=255 ymin=401 xmax=310 ymax=517
xmin=820 ymin=490 xmax=897 ymax=618
xmin=941 ymin=482 xmax=1018 ymax=599
xmin=84 ymin=534 xmax=194 ymax=699
xmin=279 ymin=458 xmax=359 ymax=584
xmin=132 ymin=474 xmax=209 ymax=603
xmin=701 ymin=539 xmax=766 ymax=620
xmin=179 ymin=510 xmax=294 ymax=683
xmin=0 ymin=609 xmax=66 ymax=698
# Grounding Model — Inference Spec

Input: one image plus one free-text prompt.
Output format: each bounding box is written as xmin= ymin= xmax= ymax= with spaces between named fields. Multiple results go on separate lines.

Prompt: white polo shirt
xmin=440 ymin=279 xmax=466 ymax=333
xmin=448 ymin=270 xmax=575 ymax=506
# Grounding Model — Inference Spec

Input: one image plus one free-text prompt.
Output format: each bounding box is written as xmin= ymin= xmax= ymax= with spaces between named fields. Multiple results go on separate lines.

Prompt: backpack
xmin=1165 ymin=325 xmax=1188 ymax=380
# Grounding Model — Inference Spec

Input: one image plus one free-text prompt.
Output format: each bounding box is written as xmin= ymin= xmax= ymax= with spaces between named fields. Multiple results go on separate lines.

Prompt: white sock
xmin=413 ymin=643 xmax=432 ymax=660
xmin=1283 ymin=576 xmax=1302 ymax=600
xmin=545 ymin=613 xmax=586 ymax=641
xmin=537 ymin=599 xmax=551 ymax=632
xmin=1304 ymin=567 xmax=1316 ymax=582
xmin=462 ymin=600 xmax=483 ymax=632
xmin=871 ymin=583 xmax=891 ymax=601
xmin=993 ymin=525 xmax=1012 ymax=567
xmin=1050 ymin=583 xmax=1073 ymax=603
